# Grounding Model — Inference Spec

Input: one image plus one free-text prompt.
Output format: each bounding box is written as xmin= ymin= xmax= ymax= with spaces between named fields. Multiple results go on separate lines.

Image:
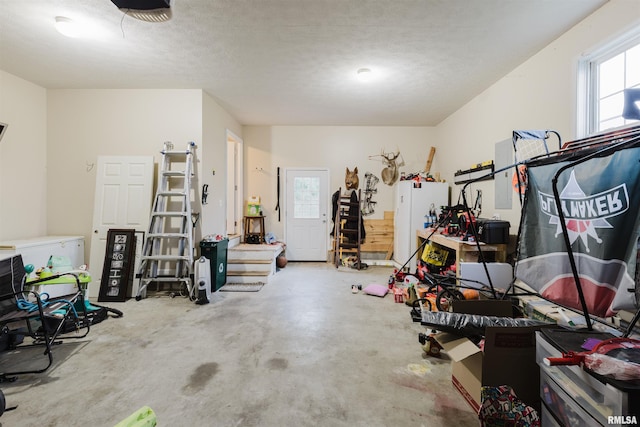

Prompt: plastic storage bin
xmin=541 ymin=370 xmax=601 ymax=427
xmin=541 ymin=403 xmax=562 ymax=427
xmin=536 ymin=329 xmax=640 ymax=426
xmin=199 ymin=239 xmax=228 ymax=292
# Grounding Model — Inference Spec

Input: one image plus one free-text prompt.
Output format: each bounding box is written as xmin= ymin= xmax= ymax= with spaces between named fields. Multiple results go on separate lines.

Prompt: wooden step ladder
xmin=136 ymin=141 xmax=197 ymax=300
xmin=333 ymin=188 xmax=363 ymax=269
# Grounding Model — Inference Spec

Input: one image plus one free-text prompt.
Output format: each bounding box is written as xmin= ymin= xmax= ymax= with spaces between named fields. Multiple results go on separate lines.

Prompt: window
xmin=293 ymin=176 xmax=320 ymax=219
xmin=579 ymin=29 xmax=640 ymax=136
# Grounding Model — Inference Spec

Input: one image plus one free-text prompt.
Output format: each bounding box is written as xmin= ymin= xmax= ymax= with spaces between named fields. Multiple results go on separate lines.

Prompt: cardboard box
xmin=433 ymin=300 xmax=546 ymax=412
xmin=519 ymin=296 xmax=559 ymax=324
xmin=246 ymin=196 xmax=262 ymax=216
xmin=519 ymin=296 xmax=593 ymax=328
xmin=246 ymin=203 xmax=261 ymax=216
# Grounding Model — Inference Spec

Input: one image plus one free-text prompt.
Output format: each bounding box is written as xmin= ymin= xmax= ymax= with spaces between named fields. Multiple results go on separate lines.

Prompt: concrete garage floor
xmin=1 ymin=262 xmax=479 ymax=427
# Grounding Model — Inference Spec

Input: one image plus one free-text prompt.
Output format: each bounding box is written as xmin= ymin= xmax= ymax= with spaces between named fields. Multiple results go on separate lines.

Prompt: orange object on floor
xmin=462 ymin=289 xmax=480 ymax=300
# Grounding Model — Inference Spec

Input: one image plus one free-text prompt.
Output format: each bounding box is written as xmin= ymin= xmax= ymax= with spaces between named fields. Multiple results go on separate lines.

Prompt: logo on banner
xmin=538 ymin=170 xmax=629 ymax=252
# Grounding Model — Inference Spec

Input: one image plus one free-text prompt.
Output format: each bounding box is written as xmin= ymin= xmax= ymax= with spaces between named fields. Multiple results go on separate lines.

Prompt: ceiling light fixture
xmin=356 ymin=68 xmax=373 ymax=82
xmin=55 ymin=16 xmax=81 ymax=38
xmin=111 ymin=0 xmax=172 ymax=22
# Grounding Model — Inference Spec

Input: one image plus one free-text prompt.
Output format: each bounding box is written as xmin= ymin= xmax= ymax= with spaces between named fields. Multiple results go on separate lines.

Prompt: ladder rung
xmin=140 ymin=277 xmax=191 ymax=282
xmin=151 ymin=212 xmax=188 ymax=217
xmin=158 ymin=191 xmax=187 ymax=196
xmin=339 ymin=215 xmax=360 ymax=221
xmin=339 ymin=243 xmax=360 ymax=249
xmin=161 ymin=150 xmax=192 ymax=156
xmin=338 ymin=248 xmax=359 ymax=252
xmin=142 ymin=255 xmax=191 ymax=261
xmin=163 ymin=171 xmax=187 ymax=177
xmin=148 ymin=233 xmax=189 ymax=238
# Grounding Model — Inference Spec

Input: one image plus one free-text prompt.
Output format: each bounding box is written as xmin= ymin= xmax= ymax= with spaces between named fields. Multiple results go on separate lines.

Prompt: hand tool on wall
xmin=275 ymin=167 xmax=281 ymax=222
xmin=202 ymin=184 xmax=208 ymax=205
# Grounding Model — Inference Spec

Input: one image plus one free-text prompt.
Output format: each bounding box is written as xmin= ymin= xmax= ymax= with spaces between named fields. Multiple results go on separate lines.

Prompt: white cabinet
xmin=394 ymin=181 xmax=448 ymax=271
xmin=0 ymin=235 xmax=85 ymax=270
xmin=0 ymin=236 xmax=85 ymax=298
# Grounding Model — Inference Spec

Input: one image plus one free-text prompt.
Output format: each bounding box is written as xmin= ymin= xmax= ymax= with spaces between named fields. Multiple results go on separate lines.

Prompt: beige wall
xmin=0 ymin=71 xmax=48 ymax=241
xmin=242 ymin=125 xmax=440 ymax=240
xmin=435 ymin=0 xmax=640 ymax=229
xmin=0 ymin=84 xmax=241 ymax=260
xmin=46 ymin=89 xmax=204 ymax=263
xmin=201 ymin=91 xmax=243 ymax=238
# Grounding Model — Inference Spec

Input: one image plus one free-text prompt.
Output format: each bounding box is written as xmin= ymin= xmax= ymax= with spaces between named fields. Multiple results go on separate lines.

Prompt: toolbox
xmin=476 ymin=218 xmax=510 ymax=244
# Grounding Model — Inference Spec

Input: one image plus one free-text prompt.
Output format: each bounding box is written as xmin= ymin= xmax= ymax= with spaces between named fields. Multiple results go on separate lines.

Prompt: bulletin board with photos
xmin=98 ymin=229 xmax=136 ymax=302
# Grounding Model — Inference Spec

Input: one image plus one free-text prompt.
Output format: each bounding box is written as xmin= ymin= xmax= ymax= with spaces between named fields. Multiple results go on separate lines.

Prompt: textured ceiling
xmin=0 ymin=0 xmax=607 ymax=126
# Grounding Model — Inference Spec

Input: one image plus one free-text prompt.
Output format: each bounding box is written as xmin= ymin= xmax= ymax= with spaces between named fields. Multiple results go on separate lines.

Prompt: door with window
xmin=285 ymin=169 xmax=329 ymax=261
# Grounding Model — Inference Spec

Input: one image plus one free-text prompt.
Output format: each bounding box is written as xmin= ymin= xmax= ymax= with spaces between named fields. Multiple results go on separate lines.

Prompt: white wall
xmin=200 ymin=91 xmax=243 ymax=239
xmin=0 ymin=71 xmax=48 ymax=241
xmin=242 ymin=125 xmax=441 ymax=240
xmin=47 ymin=89 xmax=204 ymax=263
xmin=435 ymin=0 xmax=640 ymax=229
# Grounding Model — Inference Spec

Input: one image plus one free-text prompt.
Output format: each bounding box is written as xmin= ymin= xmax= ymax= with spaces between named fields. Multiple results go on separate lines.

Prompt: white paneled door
xmin=285 ymin=169 xmax=329 ymax=261
xmin=88 ymin=156 xmax=154 ymax=298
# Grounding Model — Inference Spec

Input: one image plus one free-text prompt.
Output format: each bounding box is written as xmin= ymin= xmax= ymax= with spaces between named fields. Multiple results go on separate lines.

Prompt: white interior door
xmin=285 ymin=169 xmax=329 ymax=261
xmin=88 ymin=156 xmax=154 ymax=298
xmin=226 ymin=130 xmax=243 ymax=236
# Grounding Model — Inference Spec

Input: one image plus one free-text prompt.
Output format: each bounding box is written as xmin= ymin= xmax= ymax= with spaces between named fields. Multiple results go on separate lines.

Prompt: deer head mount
xmin=369 ymin=149 xmax=404 ymax=185
xmin=345 ymin=167 xmax=359 ymax=190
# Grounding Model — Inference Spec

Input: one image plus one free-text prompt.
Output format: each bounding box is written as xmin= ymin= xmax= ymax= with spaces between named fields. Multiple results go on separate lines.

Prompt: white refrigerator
xmin=394 ymin=181 xmax=449 ymax=272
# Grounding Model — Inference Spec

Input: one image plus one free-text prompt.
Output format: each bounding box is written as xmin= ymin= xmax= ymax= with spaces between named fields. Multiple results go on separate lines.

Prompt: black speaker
xmin=246 ymin=235 xmax=261 ymax=244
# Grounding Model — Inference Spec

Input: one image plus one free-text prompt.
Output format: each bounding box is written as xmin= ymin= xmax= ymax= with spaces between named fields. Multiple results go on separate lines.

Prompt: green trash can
xmin=199 ymin=238 xmax=228 ymax=292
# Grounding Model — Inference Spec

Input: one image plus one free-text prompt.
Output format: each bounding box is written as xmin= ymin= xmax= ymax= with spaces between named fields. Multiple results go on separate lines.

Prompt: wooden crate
xmin=361 ymin=211 xmax=394 ymax=259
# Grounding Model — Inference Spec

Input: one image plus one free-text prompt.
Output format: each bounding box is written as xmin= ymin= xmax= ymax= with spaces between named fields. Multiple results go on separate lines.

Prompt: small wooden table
xmin=243 ymin=216 xmax=266 ymax=244
xmin=416 ymin=228 xmax=507 ymax=274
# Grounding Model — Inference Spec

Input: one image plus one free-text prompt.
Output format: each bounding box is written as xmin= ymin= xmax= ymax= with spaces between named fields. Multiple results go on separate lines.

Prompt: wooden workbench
xmin=416 ymin=228 xmax=507 ymax=273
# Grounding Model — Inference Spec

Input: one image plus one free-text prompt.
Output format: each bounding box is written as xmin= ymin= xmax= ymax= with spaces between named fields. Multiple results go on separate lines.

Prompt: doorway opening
xmin=226 ymin=130 xmax=243 ymax=238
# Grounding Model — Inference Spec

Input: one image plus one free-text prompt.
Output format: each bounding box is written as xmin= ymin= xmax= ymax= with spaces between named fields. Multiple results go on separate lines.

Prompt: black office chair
xmin=0 ymin=254 xmax=90 ymax=385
